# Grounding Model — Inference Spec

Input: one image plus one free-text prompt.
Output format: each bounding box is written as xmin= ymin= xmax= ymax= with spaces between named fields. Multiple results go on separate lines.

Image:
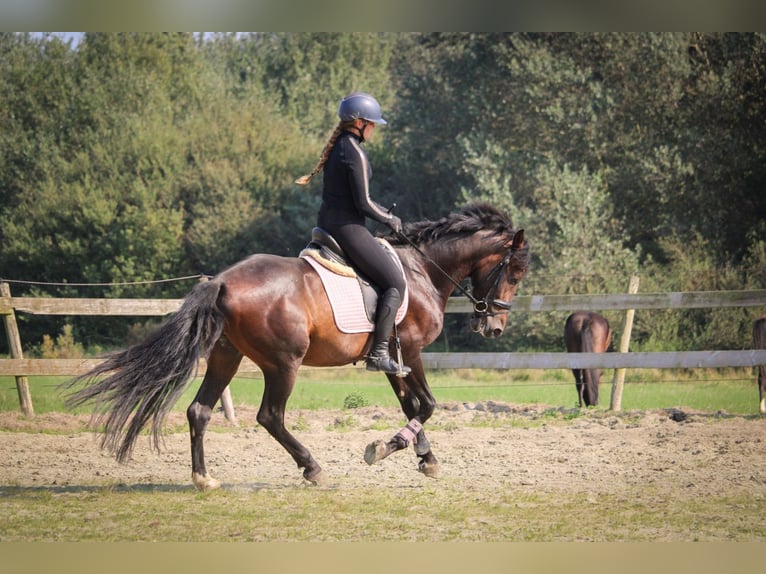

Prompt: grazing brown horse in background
xmin=754 ymin=315 xmax=766 ymax=415
xmin=65 ymin=203 xmax=530 ymax=490
xmin=564 ymin=311 xmax=612 ymax=407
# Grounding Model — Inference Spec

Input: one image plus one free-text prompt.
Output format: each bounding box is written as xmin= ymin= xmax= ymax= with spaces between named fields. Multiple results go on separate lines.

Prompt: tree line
xmin=1 ymin=32 xmax=764 ymax=355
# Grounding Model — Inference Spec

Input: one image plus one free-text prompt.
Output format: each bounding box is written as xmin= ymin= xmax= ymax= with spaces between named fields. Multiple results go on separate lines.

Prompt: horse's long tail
xmin=580 ymin=319 xmax=594 ymax=354
xmin=64 ymin=280 xmax=225 ymax=463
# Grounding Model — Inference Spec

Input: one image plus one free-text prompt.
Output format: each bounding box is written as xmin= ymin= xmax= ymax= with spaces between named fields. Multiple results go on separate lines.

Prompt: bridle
xmin=394 ymin=231 xmax=519 ymax=319
xmin=471 ymin=248 xmax=517 ymax=318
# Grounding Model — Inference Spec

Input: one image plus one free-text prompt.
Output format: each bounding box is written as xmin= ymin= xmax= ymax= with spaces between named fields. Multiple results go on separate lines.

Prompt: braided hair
xmin=295 ymin=121 xmax=356 ymax=185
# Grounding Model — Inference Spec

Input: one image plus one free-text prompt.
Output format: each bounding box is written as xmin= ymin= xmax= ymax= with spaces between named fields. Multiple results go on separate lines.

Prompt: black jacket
xmin=317 ymin=131 xmax=395 ymax=228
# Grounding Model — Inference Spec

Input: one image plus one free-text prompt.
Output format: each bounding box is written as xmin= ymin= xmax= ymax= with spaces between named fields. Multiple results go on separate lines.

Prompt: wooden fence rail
xmin=447 ymin=290 xmax=766 ymax=313
xmin=3 ymin=350 xmax=766 ymax=378
xmin=2 ymin=284 xmax=766 ymax=414
xmin=4 ymin=289 xmax=766 ymax=316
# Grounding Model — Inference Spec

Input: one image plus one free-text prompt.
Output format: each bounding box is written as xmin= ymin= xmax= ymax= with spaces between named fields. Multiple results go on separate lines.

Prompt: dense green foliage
xmin=1 ymin=32 xmax=764 ymax=354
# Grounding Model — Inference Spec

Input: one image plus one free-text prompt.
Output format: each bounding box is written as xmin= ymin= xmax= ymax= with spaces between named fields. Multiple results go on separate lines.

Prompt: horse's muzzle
xmin=470 ymin=316 xmax=505 ymax=338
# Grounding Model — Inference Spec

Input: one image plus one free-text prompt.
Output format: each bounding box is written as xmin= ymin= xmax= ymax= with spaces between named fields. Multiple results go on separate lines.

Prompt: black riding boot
xmin=366 ymin=288 xmax=411 ymax=375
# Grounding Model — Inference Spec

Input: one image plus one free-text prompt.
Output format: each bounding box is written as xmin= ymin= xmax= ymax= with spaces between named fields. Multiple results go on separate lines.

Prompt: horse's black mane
xmin=385 ymin=202 xmax=515 ymax=246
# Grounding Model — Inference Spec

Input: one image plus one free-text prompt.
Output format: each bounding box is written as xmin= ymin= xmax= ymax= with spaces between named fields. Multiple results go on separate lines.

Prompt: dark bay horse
xmin=65 ymin=203 xmax=530 ymax=490
xmin=564 ymin=311 xmax=612 ymax=407
xmin=754 ymin=314 xmax=766 ymax=415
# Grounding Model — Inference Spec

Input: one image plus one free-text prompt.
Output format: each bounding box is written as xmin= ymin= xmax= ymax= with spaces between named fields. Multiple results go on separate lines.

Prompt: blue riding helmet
xmin=338 ymin=92 xmax=387 ymax=125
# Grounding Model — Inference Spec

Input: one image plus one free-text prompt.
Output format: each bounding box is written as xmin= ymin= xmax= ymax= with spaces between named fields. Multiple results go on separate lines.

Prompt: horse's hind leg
xmin=257 ymin=365 xmax=325 ymax=485
xmin=187 ymin=336 xmax=243 ymax=491
xmin=573 ymin=369 xmax=584 ymax=407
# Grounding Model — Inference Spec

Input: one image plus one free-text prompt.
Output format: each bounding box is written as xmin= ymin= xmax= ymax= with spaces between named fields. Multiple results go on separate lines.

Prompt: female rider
xmin=296 ymin=92 xmax=410 ymax=375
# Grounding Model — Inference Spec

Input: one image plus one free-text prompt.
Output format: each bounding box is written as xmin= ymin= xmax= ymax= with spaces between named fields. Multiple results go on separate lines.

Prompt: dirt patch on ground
xmin=1 ymin=401 xmax=764 ymax=500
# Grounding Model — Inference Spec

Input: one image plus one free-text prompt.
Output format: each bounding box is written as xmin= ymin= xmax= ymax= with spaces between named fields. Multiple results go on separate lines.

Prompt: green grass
xmin=1 ymin=483 xmax=763 ymax=541
xmin=0 ymin=366 xmax=760 ymax=416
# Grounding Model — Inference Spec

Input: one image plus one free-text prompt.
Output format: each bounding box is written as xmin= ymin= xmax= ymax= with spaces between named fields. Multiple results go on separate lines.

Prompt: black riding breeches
xmin=323 ymin=223 xmax=406 ymax=299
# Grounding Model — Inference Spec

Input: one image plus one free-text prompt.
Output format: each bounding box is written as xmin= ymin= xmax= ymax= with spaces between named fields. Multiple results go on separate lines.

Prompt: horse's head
xmin=386 ymin=202 xmax=530 ymax=339
xmin=469 ymin=229 xmax=529 ymax=338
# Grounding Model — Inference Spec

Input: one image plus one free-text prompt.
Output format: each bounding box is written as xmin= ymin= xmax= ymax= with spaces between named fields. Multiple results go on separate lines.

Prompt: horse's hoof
xmin=364 ymin=439 xmax=388 ymax=465
xmin=192 ymin=472 xmax=221 ymax=491
xmin=418 ymin=460 xmax=440 ymax=478
xmin=304 ymin=468 xmax=327 ymax=486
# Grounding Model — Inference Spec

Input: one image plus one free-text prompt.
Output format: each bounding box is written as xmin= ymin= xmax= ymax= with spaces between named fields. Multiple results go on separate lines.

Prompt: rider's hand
xmin=388 ymin=216 xmax=403 ymax=234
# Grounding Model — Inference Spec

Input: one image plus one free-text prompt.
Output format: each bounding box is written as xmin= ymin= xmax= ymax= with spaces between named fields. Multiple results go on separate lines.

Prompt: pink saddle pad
xmin=301 ymin=254 xmax=408 ymax=334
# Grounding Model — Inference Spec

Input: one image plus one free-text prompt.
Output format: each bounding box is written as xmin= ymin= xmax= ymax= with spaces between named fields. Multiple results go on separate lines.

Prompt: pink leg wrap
xmin=395 ymin=418 xmax=422 ymax=444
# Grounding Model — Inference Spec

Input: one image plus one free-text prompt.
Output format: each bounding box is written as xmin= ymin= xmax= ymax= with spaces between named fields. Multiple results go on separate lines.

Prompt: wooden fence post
xmin=609 ymin=273 xmax=640 ymax=412
xmin=1 ymin=282 xmax=35 ymax=416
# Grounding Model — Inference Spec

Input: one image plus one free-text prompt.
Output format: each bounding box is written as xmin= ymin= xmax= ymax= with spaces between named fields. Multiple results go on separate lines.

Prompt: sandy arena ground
xmin=1 ymin=401 xmax=764 ymax=500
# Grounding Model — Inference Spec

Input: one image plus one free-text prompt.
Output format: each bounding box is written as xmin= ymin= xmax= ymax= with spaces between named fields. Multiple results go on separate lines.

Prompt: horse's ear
xmin=512 ymin=229 xmax=525 ymax=248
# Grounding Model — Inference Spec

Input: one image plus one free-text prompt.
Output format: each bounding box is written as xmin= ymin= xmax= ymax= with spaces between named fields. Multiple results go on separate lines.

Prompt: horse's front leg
xmin=188 ymin=337 xmax=243 ymax=491
xmin=364 ymin=357 xmax=439 ymax=477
